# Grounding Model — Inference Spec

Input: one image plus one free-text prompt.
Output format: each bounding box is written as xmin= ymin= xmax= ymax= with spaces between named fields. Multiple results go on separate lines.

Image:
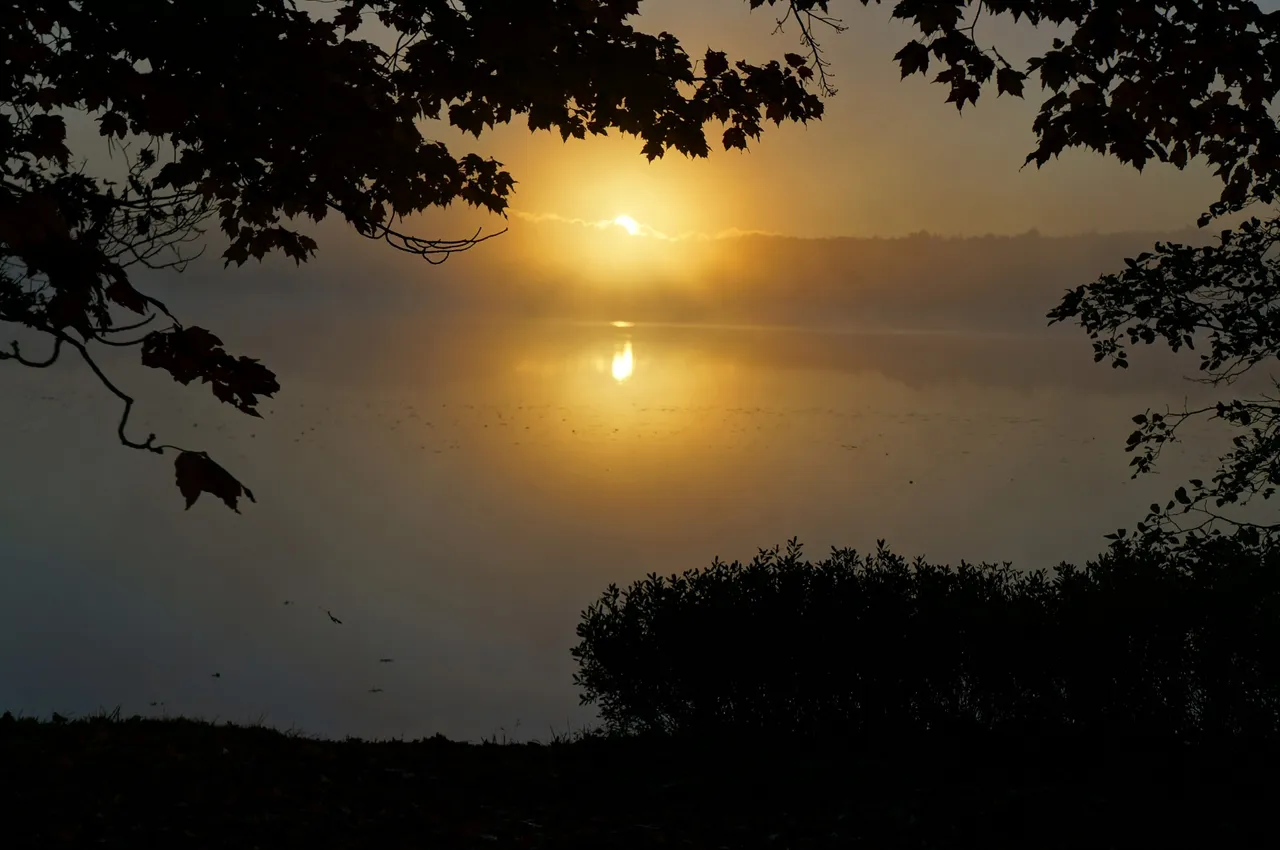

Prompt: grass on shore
xmin=3 ymin=705 xmax=1278 ymax=848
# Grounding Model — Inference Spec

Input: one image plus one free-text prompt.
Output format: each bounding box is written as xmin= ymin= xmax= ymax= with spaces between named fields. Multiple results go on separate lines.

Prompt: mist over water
xmin=0 ymin=272 xmax=1260 ymax=742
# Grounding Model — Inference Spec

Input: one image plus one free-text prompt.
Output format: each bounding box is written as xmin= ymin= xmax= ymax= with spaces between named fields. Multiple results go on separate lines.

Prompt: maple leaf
xmin=334 ymin=4 xmax=362 ymax=36
xmin=704 ymin=50 xmax=729 ymax=77
xmin=98 ymin=111 xmax=128 ymax=139
xmin=141 ymin=326 xmax=280 ymax=416
xmin=45 ymin=287 xmax=95 ymax=340
xmin=996 ymin=67 xmax=1026 ymax=98
xmin=174 ymin=451 xmax=255 ymax=512
xmin=27 ymin=113 xmax=68 ymax=162
xmin=893 ymin=41 xmax=930 ymax=79
xmin=105 ymin=270 xmax=149 ymax=314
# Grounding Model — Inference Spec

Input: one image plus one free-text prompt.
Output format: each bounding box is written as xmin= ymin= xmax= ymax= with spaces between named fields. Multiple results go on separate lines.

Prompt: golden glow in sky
xmin=402 ymin=2 xmax=1233 ymax=298
xmin=428 ymin=4 xmax=1225 ymax=242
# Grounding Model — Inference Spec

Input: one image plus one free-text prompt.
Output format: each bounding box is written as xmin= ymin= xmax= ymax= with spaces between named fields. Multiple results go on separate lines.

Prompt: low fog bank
xmin=140 ymin=220 xmax=1214 ymax=335
xmin=95 ymin=222 xmax=1230 ymax=396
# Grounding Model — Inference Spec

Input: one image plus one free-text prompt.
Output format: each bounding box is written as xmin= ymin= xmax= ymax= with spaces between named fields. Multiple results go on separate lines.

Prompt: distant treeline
xmin=463 ymin=226 xmax=1217 ymax=331
xmin=168 ymin=224 xmax=1215 ymax=333
xmin=572 ymin=535 xmax=1280 ymax=743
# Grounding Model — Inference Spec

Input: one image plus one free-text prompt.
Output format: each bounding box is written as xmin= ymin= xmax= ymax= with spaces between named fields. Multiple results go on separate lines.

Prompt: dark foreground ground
xmin=2 ymin=710 xmax=1276 ymax=849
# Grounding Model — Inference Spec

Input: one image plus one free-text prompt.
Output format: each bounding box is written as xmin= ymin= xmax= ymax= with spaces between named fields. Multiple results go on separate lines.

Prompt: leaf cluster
xmin=838 ymin=0 xmax=1280 ymax=213
xmin=1048 ymin=215 xmax=1280 ymax=540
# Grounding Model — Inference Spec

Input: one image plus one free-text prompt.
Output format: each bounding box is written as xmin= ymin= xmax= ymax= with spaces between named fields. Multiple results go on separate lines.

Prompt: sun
xmin=613 ymin=215 xmax=641 ymax=236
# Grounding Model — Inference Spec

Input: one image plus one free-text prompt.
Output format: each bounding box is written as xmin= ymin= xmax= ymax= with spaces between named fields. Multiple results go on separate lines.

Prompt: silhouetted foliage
xmin=1 ymin=0 xmax=827 ymax=509
xmin=572 ymin=537 xmax=1280 ymax=743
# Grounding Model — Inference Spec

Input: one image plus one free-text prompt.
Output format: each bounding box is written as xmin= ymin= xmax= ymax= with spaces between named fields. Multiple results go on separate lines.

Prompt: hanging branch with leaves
xmin=2 ymin=0 xmax=829 ymax=510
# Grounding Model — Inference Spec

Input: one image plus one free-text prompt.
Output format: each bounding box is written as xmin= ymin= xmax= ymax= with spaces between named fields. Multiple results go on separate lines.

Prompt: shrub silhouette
xmin=571 ymin=536 xmax=1280 ymax=743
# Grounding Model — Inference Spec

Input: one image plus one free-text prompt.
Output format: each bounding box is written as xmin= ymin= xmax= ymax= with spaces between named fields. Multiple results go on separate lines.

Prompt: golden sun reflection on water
xmin=504 ymin=320 xmax=744 ymax=452
xmin=611 ymin=340 xmax=634 ymax=382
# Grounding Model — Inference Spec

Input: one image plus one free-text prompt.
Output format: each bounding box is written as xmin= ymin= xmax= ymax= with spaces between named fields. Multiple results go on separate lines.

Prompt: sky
xmin=53 ymin=0 xmax=1243 ymax=310
xmin=397 ymin=0 xmax=1229 ymax=244
xmin=83 ymin=0 xmax=1241 ymax=325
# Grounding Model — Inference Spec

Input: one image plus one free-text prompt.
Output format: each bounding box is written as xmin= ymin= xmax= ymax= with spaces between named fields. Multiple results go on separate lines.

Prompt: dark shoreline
xmin=4 ymin=709 xmax=1275 ymax=848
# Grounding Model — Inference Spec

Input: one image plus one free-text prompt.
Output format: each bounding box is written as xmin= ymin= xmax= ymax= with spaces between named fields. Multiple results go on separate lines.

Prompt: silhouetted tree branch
xmin=768 ymin=0 xmax=1280 ymax=544
xmin=2 ymin=0 xmax=827 ymax=510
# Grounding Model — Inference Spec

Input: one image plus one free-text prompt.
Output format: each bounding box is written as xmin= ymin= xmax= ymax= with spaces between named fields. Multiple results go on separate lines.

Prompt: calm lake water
xmin=0 ymin=302 xmax=1254 ymax=742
